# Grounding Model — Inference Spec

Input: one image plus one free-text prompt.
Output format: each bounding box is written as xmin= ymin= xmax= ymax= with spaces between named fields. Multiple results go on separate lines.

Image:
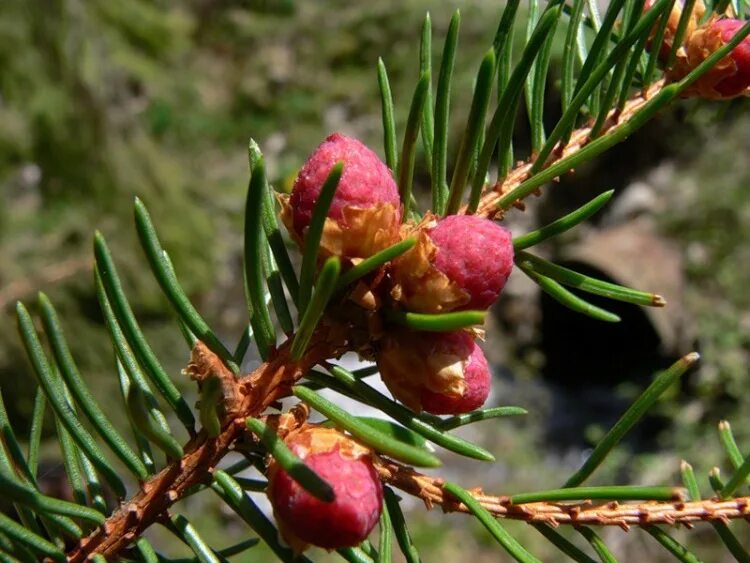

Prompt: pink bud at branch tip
xmin=711 ymin=19 xmax=750 ymax=97
xmin=430 ymin=215 xmax=515 ymax=310
xmin=670 ymin=17 xmax=750 ymax=99
xmin=267 ymin=426 xmax=383 ymax=551
xmin=284 ymin=133 xmax=402 ymax=260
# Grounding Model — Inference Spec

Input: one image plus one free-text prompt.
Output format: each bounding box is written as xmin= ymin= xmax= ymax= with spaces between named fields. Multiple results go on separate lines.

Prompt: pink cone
xmin=290 ymin=133 xmax=401 ymax=237
xmin=713 ymin=19 xmax=750 ymax=97
xmin=378 ymin=330 xmax=491 ymax=415
xmin=267 ymin=426 xmax=383 ymax=550
xmin=672 ymin=17 xmax=750 ymax=99
xmin=421 ymin=334 xmax=491 ymax=414
xmin=429 ymin=215 xmax=514 ymax=311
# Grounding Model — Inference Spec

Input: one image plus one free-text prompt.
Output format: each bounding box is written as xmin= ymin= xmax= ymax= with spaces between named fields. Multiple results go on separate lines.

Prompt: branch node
xmin=125 ymin=503 xmax=141 ymax=522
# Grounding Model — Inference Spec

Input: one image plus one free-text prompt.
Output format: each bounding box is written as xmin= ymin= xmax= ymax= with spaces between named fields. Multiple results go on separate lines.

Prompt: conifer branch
xmin=471 ymin=80 xmax=665 ymax=219
xmin=49 ymin=71 xmax=744 ymax=554
xmin=8 ymin=3 xmax=750 ymax=559
xmin=68 ymin=336 xmax=747 ymax=561
xmin=376 ymin=459 xmax=750 ymax=528
xmin=65 ymin=336 xmax=345 ymax=562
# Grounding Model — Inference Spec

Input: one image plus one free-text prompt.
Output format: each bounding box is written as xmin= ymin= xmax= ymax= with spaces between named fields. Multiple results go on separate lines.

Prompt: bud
xmin=377 ymin=330 xmax=491 ymax=414
xmin=281 ymin=133 xmax=402 ymax=260
xmin=390 ymin=214 xmax=514 ymax=313
xmin=267 ymin=425 xmax=383 ymax=551
xmin=669 ymin=17 xmax=750 ymax=99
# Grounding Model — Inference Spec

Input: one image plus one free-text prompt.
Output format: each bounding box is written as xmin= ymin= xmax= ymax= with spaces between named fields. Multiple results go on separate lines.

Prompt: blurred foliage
xmin=658 ymin=108 xmax=750 ymax=463
xmin=0 ymin=0 xmax=215 ymax=433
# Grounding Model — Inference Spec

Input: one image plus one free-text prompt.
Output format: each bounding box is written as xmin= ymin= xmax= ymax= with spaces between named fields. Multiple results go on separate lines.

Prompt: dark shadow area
xmin=539 ymin=261 xmax=678 ymax=451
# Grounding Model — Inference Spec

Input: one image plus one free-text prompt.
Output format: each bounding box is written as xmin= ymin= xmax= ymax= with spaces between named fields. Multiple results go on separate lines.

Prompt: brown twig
xmin=376 ymin=459 xmax=750 ymax=529
xmin=66 ymin=333 xmax=345 ymax=562
xmin=66 ymin=333 xmax=743 ymax=560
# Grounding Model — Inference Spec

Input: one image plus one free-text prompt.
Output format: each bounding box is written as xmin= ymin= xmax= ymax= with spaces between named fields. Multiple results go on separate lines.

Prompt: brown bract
xmin=279 ymin=194 xmax=401 ymax=262
xmin=668 ymin=16 xmax=749 ymax=98
xmin=184 ymin=342 xmax=243 ymax=418
xmin=275 ymin=424 xmax=374 ymax=462
xmin=647 ymin=0 xmax=705 ymax=60
xmin=389 ymin=214 xmax=470 ymax=313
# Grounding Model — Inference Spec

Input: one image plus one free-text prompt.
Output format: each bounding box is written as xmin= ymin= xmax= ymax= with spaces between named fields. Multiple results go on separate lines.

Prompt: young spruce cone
xmin=391 ymin=214 xmax=514 ymax=313
xmin=267 ymin=425 xmax=383 ymax=551
xmin=282 ymin=132 xmax=402 ymax=261
xmin=669 ymin=17 xmax=750 ymax=98
xmin=377 ymin=330 xmax=491 ymax=415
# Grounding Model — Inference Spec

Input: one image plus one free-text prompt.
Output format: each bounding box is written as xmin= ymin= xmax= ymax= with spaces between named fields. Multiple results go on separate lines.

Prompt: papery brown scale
xmin=390 ymin=214 xmax=514 ymax=313
xmin=389 ymin=219 xmax=472 ymax=313
xmin=668 ymin=16 xmax=750 ymax=99
xmin=645 ymin=0 xmax=706 ymax=60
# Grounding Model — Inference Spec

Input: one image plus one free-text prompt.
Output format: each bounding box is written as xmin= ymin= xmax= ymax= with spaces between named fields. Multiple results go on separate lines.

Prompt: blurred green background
xmin=1 ymin=0 xmax=750 ymax=560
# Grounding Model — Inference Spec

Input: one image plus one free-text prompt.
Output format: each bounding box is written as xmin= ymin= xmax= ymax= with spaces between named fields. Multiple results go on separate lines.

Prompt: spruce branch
xmin=60 ymin=340 xmax=750 ymax=560
xmin=471 ymin=79 xmax=665 ymax=219
xmin=65 ymin=335 xmax=345 ymax=562
xmin=375 ymin=458 xmax=750 ymax=528
xmin=28 ymin=86 xmax=746 ymax=562
xmin=473 ymin=15 xmax=750 ymax=218
xmin=6 ymin=2 xmax=750 ymax=560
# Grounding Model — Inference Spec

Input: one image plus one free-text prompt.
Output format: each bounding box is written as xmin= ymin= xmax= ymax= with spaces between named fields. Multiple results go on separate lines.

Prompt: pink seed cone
xmin=267 ymin=427 xmax=383 ymax=551
xmin=377 ymin=330 xmax=491 ymax=415
xmin=290 ymin=133 xmax=401 ymax=237
xmin=421 ymin=335 xmax=491 ymax=414
xmin=429 ymin=215 xmax=514 ymax=311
